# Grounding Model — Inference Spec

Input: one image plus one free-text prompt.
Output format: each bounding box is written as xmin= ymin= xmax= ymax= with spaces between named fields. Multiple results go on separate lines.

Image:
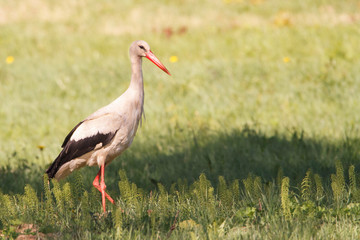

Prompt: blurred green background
xmin=1 ymin=0 xmax=360 ymax=194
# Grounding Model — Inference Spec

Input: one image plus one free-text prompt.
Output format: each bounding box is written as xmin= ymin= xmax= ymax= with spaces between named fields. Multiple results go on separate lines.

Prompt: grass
xmin=1 ymin=0 xmax=360 ymax=238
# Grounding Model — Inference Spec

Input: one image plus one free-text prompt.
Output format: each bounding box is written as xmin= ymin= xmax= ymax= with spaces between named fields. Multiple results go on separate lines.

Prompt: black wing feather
xmin=46 ymin=124 xmax=117 ymax=179
xmin=61 ymin=121 xmax=83 ymax=148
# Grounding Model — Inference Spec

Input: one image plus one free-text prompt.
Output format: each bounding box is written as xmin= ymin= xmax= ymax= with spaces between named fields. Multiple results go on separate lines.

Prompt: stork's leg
xmin=92 ymin=165 xmax=114 ymax=212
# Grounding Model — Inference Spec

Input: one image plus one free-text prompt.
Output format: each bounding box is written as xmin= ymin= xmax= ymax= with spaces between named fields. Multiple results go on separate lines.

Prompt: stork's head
xmin=130 ymin=40 xmax=171 ymax=75
xmin=132 ymin=40 xmax=150 ymax=57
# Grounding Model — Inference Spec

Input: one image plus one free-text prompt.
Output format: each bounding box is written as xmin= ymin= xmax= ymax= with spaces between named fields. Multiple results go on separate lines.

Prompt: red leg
xmin=92 ymin=165 xmax=114 ymax=212
xmin=100 ymin=164 xmax=106 ymax=212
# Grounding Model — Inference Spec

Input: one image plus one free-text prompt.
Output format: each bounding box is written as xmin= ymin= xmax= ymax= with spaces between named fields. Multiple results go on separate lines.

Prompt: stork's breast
xmin=107 ymin=126 xmax=134 ymax=158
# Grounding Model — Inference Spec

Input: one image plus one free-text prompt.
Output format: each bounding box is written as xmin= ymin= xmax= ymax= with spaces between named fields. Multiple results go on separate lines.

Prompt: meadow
xmin=1 ymin=0 xmax=360 ymax=238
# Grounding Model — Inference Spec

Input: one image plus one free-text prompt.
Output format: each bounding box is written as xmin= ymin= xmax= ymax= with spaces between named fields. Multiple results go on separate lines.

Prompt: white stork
xmin=46 ymin=40 xmax=171 ymax=212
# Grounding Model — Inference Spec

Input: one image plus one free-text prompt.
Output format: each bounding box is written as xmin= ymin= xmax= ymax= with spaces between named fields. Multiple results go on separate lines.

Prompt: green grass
xmin=1 ymin=0 xmax=360 ymax=238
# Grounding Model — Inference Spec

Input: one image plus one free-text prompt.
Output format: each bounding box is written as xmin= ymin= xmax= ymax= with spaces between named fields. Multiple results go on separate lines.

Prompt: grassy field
xmin=1 ymin=0 xmax=360 ymax=238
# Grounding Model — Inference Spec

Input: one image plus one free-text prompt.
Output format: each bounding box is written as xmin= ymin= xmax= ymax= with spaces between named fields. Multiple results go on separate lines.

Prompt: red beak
xmin=145 ymin=51 xmax=171 ymax=76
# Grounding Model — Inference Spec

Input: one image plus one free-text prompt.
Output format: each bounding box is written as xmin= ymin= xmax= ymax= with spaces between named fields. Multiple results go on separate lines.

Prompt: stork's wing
xmin=46 ymin=113 xmax=123 ymax=178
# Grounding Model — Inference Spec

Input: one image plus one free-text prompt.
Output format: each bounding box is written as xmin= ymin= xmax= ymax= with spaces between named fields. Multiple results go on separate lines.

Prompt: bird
xmin=46 ymin=40 xmax=171 ymax=213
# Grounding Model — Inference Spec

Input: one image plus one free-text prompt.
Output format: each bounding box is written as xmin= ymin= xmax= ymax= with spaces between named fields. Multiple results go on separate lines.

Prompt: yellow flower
xmin=6 ymin=56 xmax=14 ymax=64
xmin=274 ymin=12 xmax=291 ymax=27
xmin=283 ymin=57 xmax=290 ymax=63
xmin=169 ymin=56 xmax=178 ymax=63
xmin=37 ymin=145 xmax=45 ymax=150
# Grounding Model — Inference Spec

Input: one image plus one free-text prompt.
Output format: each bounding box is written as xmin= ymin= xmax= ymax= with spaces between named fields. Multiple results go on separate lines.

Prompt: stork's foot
xmin=91 ymin=210 xmax=113 ymax=226
xmin=98 ymin=210 xmax=112 ymax=219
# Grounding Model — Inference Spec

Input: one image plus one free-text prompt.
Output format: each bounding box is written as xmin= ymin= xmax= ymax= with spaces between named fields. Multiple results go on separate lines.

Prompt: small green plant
xmin=217 ymin=176 xmax=233 ymax=208
xmin=22 ymin=184 xmax=39 ymax=222
xmin=242 ymin=173 xmax=262 ymax=202
xmin=314 ymin=173 xmax=324 ymax=202
xmin=1 ymin=162 xmax=360 ymax=238
xmin=281 ymin=177 xmax=291 ymax=219
xmin=301 ymin=169 xmax=313 ymax=202
xmin=348 ymin=165 xmax=360 ymax=201
xmin=331 ymin=160 xmax=346 ymax=206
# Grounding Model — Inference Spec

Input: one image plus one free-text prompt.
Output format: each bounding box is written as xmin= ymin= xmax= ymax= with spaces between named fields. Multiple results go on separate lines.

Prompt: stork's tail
xmin=46 ymin=154 xmax=61 ymax=179
xmin=46 ymin=163 xmax=56 ymax=179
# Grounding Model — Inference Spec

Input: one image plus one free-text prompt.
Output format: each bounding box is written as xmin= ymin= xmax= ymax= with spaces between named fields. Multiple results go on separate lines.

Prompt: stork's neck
xmin=127 ymin=55 xmax=145 ymax=124
xmin=129 ymin=56 xmax=144 ymax=92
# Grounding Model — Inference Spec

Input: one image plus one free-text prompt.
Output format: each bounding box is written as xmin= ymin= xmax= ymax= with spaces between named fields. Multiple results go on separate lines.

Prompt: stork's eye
xmin=139 ymin=45 xmax=145 ymax=50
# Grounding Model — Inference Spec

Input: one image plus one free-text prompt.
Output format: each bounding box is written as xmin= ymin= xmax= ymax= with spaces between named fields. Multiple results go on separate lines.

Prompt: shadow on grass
xmin=1 ymin=126 xmax=360 ymax=195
